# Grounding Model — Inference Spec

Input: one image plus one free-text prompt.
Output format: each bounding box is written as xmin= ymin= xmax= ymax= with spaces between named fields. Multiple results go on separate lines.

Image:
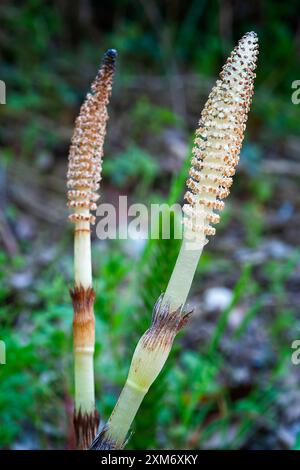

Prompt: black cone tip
xmin=105 ymin=49 xmax=118 ymax=59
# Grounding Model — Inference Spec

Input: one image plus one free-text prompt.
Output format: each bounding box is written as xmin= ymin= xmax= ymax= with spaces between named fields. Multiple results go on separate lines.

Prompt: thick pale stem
xmin=106 ymin=382 xmax=145 ymax=447
xmin=74 ymin=350 xmax=95 ymax=414
xmin=98 ymin=235 xmax=204 ymax=448
xmin=91 ymin=299 xmax=185 ymax=449
xmin=73 ymin=215 xmax=95 ymax=414
xmin=74 ymin=216 xmax=92 ymax=289
xmin=72 ymin=282 xmax=98 ymax=448
xmin=162 ymin=234 xmax=205 ymax=312
xmin=71 ymin=209 xmax=98 ymax=448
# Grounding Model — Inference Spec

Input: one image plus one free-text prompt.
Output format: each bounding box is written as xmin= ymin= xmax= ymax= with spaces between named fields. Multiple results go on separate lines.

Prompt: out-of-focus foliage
xmin=1 ymin=0 xmax=300 ymax=450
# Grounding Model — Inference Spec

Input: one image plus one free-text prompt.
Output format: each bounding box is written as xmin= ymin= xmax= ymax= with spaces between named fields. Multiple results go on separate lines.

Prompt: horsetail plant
xmin=162 ymin=31 xmax=259 ymax=312
xmin=91 ymin=32 xmax=258 ymax=450
xmin=67 ymin=49 xmax=117 ymax=449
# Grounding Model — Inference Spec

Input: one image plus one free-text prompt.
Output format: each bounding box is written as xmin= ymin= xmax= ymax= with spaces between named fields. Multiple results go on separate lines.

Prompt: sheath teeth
xmin=206 ymin=213 xmax=221 ymax=224
xmin=189 ymin=168 xmax=233 ymax=188
xmin=67 ymin=200 xmax=98 ymax=210
xmin=67 ymin=179 xmax=100 ymax=191
xmin=186 ymin=179 xmax=230 ymax=199
xmin=66 ymin=49 xmax=117 ymax=224
xmin=67 ymin=190 xmax=100 ymax=202
xmin=183 ymin=32 xmax=258 ymax=242
xmin=68 ymin=213 xmax=96 ymax=224
xmin=67 ymin=169 xmax=102 ymax=180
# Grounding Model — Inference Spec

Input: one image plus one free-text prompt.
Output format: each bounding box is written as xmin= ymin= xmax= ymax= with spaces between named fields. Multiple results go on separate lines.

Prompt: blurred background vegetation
xmin=1 ymin=0 xmax=300 ymax=450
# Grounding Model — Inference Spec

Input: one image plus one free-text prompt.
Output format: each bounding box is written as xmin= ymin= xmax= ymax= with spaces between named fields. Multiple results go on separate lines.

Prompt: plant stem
xmin=91 ymin=32 xmax=258 ymax=450
xmin=67 ymin=49 xmax=117 ymax=448
xmin=105 ymin=382 xmax=145 ymax=448
xmin=161 ymin=235 xmax=204 ymax=312
xmin=74 ymin=217 xmax=92 ymax=289
xmin=71 ymin=215 xmax=99 ymax=449
xmin=90 ymin=297 xmax=188 ymax=449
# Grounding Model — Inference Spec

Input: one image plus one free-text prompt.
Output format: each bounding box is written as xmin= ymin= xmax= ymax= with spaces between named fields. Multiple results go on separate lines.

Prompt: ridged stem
xmin=90 ymin=298 xmax=187 ymax=450
xmin=74 ymin=218 xmax=92 ymax=289
xmin=71 ymin=213 xmax=99 ymax=448
xmin=74 ymin=351 xmax=95 ymax=413
xmin=106 ymin=382 xmax=145 ymax=448
xmin=74 ymin=216 xmax=94 ymax=410
xmin=161 ymin=234 xmax=205 ymax=312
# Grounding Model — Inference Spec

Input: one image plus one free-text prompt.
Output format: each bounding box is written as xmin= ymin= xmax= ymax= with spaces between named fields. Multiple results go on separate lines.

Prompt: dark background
xmin=1 ymin=0 xmax=300 ymax=449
